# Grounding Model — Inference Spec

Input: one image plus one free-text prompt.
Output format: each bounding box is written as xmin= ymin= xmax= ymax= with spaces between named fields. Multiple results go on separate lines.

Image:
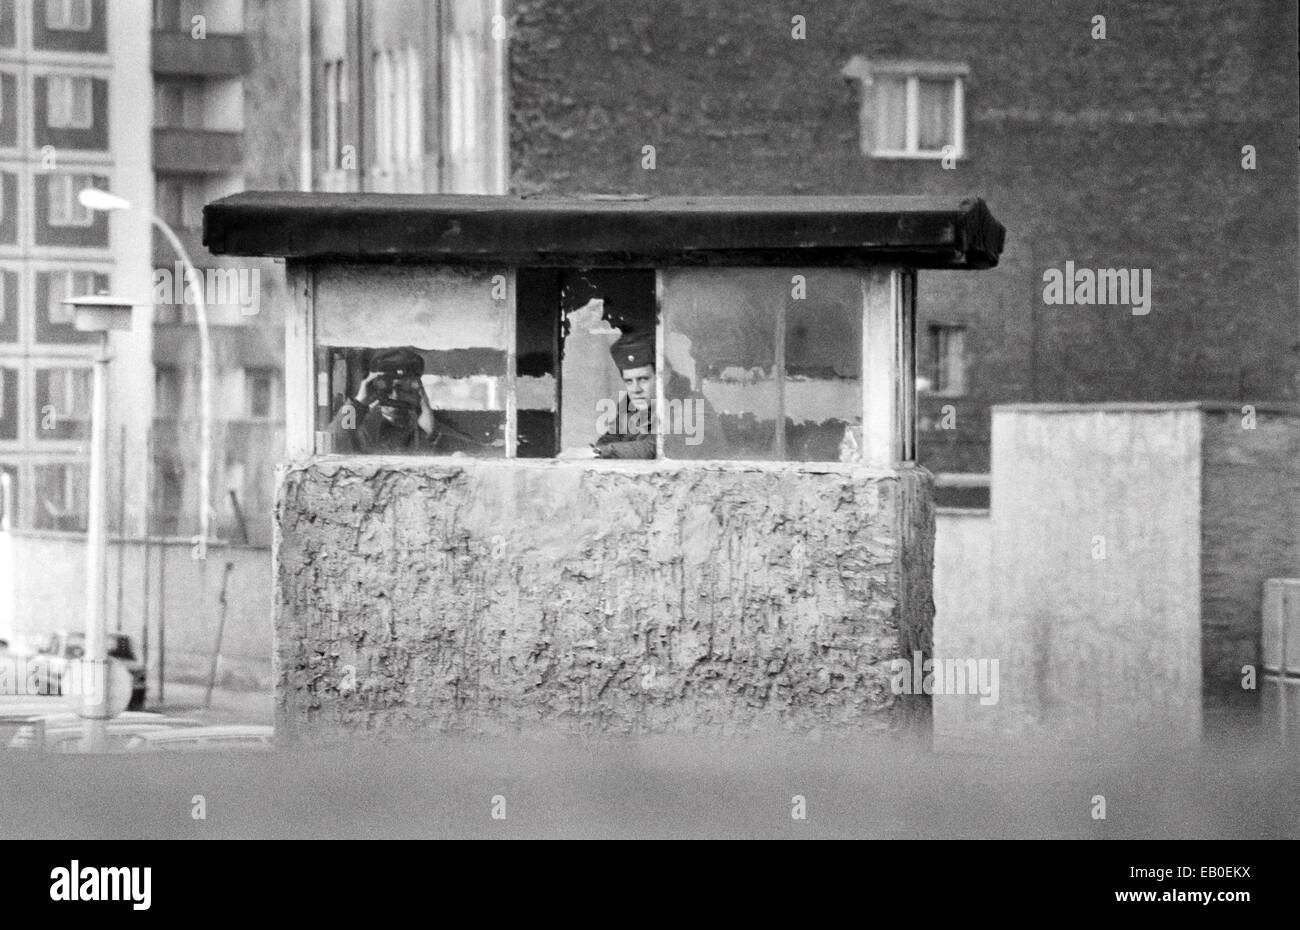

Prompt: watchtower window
xmin=308 ymin=264 xmax=901 ymax=464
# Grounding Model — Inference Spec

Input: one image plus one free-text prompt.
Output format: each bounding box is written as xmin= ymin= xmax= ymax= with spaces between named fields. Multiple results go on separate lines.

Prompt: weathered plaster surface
xmin=274 ymin=459 xmax=933 ymax=739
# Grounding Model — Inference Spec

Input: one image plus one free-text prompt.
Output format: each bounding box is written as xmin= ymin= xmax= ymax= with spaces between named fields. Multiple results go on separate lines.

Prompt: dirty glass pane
xmin=661 ymin=268 xmax=863 ymax=462
xmin=313 ymin=264 xmax=510 ymax=456
xmin=917 ymin=79 xmax=953 ymax=152
xmin=874 ymin=76 xmax=908 ymax=151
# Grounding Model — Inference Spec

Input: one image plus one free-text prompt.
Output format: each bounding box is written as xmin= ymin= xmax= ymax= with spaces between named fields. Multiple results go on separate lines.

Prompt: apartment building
xmin=310 ymin=0 xmax=506 ymax=194
xmin=0 ymin=0 xmax=151 ymax=537
xmin=147 ymin=0 xmax=297 ymax=546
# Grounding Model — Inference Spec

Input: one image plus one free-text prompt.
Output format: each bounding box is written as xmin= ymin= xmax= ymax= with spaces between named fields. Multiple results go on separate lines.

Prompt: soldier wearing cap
xmin=593 ymin=330 xmax=659 ymax=459
xmin=327 ymin=347 xmax=479 ymax=455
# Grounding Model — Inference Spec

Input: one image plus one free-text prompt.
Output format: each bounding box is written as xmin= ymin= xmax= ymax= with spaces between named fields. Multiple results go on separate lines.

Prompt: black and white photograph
xmin=0 ymin=0 xmax=1297 ymax=907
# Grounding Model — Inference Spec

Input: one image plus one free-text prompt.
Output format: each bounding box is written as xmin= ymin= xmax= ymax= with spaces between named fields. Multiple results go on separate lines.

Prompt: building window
xmin=244 ymin=368 xmax=277 ymax=419
xmin=35 ymin=367 xmax=92 ymax=442
xmin=405 ymin=46 xmax=421 ymax=167
xmin=154 ymin=79 xmax=203 ymax=128
xmin=48 ymin=175 xmax=94 ymax=226
xmin=40 ymin=367 xmax=92 ymax=418
xmin=393 ymin=50 xmax=408 ymax=169
xmin=374 ymin=50 xmax=393 ymax=172
xmin=842 ymin=59 xmax=967 ymax=159
xmin=155 ymin=176 xmax=203 ymax=229
xmin=155 ymin=365 xmax=181 ymax=412
xmin=46 ymin=270 xmax=98 ymax=324
xmin=33 ymin=462 xmax=88 ymax=531
xmin=153 ymin=0 xmax=203 ymax=32
xmin=46 ymin=75 xmax=94 ymax=129
xmin=323 ymin=59 xmax=346 ymax=170
xmin=927 ymin=324 xmax=966 ymax=396
xmin=0 ymin=367 xmax=15 ymax=439
xmin=45 ymin=0 xmax=92 ymax=31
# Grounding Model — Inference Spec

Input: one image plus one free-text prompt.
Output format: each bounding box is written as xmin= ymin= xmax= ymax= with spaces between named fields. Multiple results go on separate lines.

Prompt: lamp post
xmin=64 ymin=295 xmax=136 ymax=751
xmin=79 ymin=189 xmax=212 ymax=558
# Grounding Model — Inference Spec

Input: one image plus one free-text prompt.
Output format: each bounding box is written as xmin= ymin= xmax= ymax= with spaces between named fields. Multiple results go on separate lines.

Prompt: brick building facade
xmin=507 ymin=0 xmax=1300 ymax=476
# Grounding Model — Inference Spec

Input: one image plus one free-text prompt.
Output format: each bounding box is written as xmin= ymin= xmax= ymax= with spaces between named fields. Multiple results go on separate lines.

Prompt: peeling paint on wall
xmin=274 ymin=459 xmax=933 ymax=739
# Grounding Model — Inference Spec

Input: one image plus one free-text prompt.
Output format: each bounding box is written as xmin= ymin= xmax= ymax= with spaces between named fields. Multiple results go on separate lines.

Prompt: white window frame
xmin=843 ymin=59 xmax=968 ymax=161
xmin=34 ymin=461 xmax=88 ymax=527
xmin=875 ymin=74 xmax=963 ymax=160
xmin=47 ymin=75 xmax=94 ymax=130
xmin=43 ymin=367 xmax=92 ymax=419
xmin=47 ymin=270 xmax=98 ymax=324
xmin=46 ymin=0 xmax=92 ymax=32
xmin=48 ymin=175 xmax=95 ymax=227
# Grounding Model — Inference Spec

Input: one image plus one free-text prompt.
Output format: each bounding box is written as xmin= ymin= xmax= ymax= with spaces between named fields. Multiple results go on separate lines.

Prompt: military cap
xmin=368 ymin=346 xmax=425 ymax=378
xmin=609 ymin=330 xmax=655 ymax=371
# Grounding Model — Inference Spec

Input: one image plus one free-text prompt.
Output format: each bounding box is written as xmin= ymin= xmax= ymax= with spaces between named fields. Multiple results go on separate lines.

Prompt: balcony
xmin=153 ymin=128 xmax=244 ymax=174
xmin=152 ymin=31 xmax=249 ymax=78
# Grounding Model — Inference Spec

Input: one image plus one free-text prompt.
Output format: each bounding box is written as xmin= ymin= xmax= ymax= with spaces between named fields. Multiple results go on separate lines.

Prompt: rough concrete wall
xmin=1199 ymin=409 xmax=1300 ymax=707
xmin=509 ymin=0 xmax=1300 ymax=475
xmin=274 ymin=459 xmax=933 ymax=738
xmin=987 ymin=406 xmax=1204 ymax=746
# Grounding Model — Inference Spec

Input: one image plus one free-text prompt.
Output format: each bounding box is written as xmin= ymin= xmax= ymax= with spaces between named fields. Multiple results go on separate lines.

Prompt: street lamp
xmin=79 ymin=188 xmax=212 ymax=558
xmin=64 ymin=295 xmax=137 ymax=751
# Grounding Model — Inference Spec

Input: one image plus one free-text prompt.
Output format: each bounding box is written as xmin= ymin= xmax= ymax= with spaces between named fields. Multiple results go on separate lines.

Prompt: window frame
xmin=46 ymin=74 xmax=94 ymax=130
xmin=47 ymin=174 xmax=95 ymax=227
xmin=291 ymin=263 xmax=917 ymax=467
xmin=46 ymin=269 xmax=98 ymax=324
xmin=41 ymin=365 xmax=92 ymax=420
xmin=845 ymin=59 xmax=968 ymax=161
xmin=45 ymin=0 xmax=92 ymax=32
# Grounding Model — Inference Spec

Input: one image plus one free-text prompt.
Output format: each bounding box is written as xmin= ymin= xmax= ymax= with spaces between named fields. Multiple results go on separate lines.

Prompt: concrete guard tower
xmin=204 ymin=193 xmax=1005 ymax=740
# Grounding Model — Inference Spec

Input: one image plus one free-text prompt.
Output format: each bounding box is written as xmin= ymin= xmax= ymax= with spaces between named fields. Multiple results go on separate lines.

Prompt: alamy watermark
xmin=1042 ymin=261 xmax=1152 ymax=315
xmin=594 ymin=393 xmax=705 ymax=445
xmin=891 ymin=651 xmax=1000 ymax=705
xmin=153 ymin=263 xmax=260 ymax=315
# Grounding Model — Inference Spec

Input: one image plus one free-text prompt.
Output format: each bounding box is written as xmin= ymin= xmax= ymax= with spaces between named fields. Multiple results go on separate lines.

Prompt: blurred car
xmin=29 ymin=631 xmax=147 ymax=711
xmin=5 ymin=711 xmax=201 ymax=752
xmin=124 ymin=725 xmax=274 ymax=753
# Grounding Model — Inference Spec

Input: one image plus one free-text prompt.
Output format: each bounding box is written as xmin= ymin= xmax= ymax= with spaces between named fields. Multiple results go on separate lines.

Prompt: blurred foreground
xmin=2 ymin=727 xmax=1296 ymax=839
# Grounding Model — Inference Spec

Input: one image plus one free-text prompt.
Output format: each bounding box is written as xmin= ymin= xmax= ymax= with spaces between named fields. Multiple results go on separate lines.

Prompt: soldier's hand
xmin=354 ymin=371 xmax=386 ymax=407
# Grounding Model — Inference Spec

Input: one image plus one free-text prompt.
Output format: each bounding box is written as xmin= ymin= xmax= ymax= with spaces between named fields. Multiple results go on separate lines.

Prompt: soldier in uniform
xmin=593 ymin=330 xmax=658 ymax=459
xmin=327 ymin=347 xmax=481 ymax=455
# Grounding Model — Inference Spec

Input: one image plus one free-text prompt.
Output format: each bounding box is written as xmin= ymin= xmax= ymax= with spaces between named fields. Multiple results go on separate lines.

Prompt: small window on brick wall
xmin=842 ymin=58 xmax=967 ymax=160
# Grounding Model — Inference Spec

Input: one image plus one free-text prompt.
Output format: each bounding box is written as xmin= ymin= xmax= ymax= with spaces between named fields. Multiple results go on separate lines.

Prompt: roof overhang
xmin=203 ymin=193 xmax=1006 ymax=270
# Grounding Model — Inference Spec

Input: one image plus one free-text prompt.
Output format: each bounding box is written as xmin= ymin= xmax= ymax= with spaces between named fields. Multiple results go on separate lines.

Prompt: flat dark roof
xmin=203 ymin=193 xmax=1005 ymax=270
